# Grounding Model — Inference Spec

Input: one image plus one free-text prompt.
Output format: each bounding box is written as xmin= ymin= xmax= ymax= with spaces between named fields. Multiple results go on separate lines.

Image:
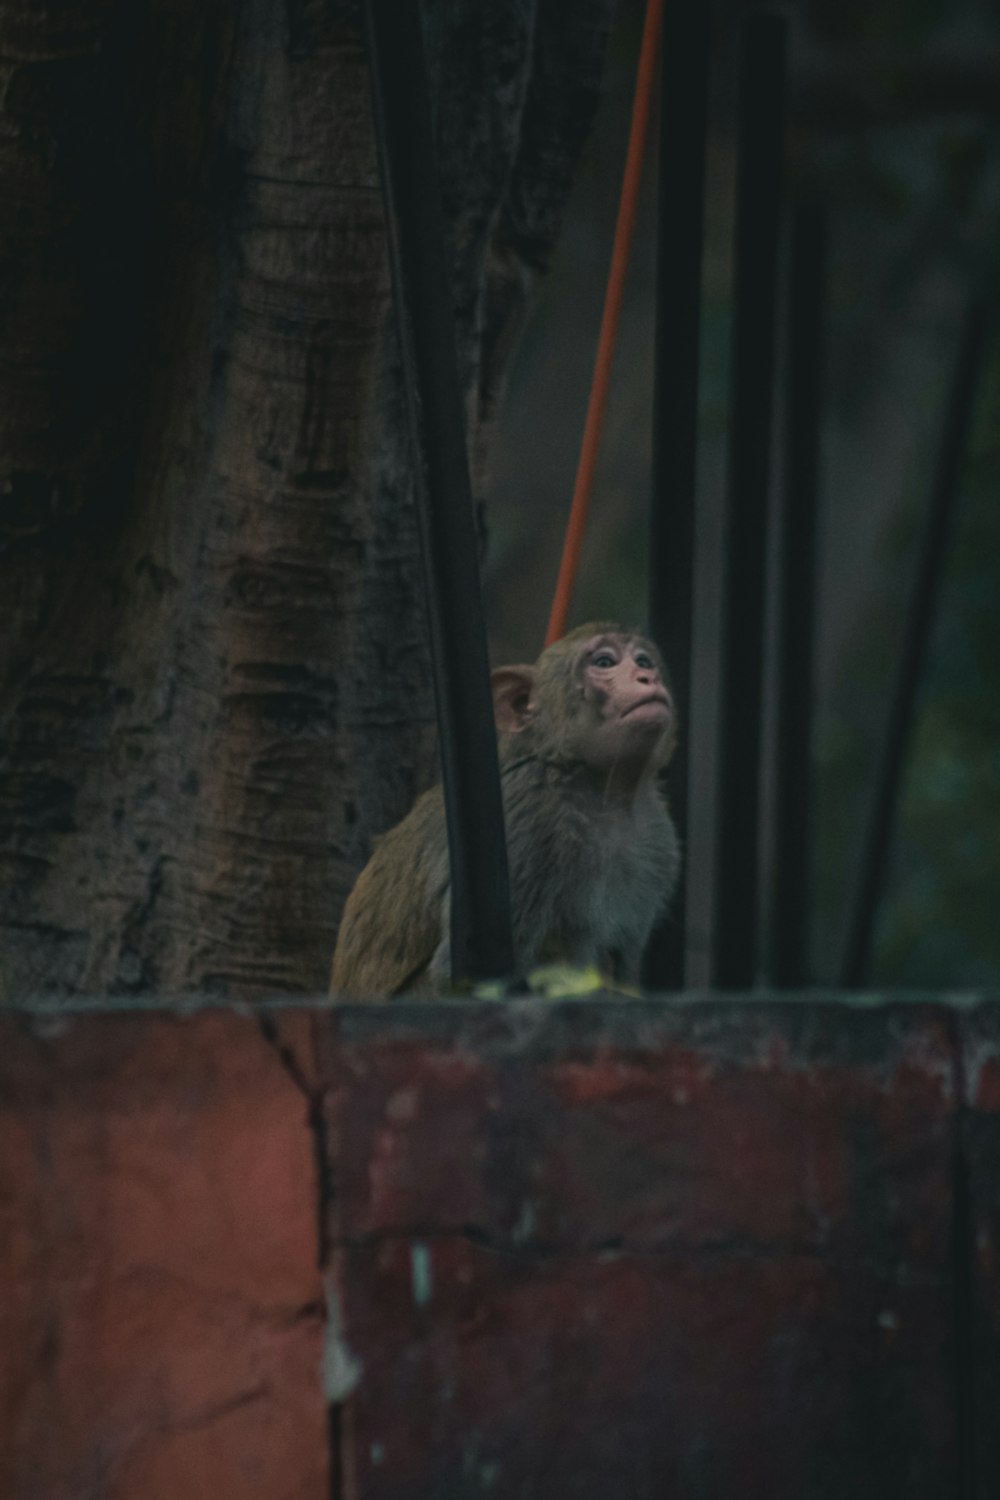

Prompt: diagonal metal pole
xmin=838 ymin=299 xmax=989 ymax=988
xmin=644 ymin=0 xmax=711 ymax=992
xmin=364 ymin=0 xmax=514 ymax=984
xmin=769 ymin=203 xmax=827 ymax=987
xmin=711 ymin=11 xmax=787 ymax=988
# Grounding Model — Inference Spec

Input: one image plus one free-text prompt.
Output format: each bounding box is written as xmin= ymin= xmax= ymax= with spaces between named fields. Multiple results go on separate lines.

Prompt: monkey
xmin=330 ymin=622 xmax=680 ymax=997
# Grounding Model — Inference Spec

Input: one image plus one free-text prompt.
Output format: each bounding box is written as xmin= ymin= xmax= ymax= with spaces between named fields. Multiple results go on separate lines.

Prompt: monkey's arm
xmin=330 ymin=789 xmax=447 ymax=999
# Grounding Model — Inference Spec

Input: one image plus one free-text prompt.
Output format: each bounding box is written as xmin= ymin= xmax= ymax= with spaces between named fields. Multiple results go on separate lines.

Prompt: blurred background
xmin=483 ymin=0 xmax=1000 ymax=990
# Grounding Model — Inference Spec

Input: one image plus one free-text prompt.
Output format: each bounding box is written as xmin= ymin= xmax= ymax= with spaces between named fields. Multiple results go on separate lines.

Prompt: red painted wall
xmin=0 ymin=1008 xmax=327 ymax=1500
xmin=2 ymin=997 xmax=998 ymax=1497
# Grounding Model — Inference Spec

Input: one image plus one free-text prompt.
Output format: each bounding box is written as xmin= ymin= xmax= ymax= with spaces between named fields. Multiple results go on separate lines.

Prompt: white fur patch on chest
xmin=566 ymin=809 xmax=670 ymax=952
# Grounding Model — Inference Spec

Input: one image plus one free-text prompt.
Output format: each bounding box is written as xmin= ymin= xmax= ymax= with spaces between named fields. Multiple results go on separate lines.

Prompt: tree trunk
xmin=0 ymin=0 xmax=614 ymax=998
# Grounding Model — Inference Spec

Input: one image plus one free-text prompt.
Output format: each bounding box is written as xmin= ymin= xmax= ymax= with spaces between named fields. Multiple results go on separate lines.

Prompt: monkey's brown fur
xmin=331 ymin=623 xmax=680 ymax=996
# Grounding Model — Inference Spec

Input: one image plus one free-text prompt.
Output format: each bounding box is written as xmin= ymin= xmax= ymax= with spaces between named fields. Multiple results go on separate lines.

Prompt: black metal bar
xmin=711 ymin=12 xmax=787 ymax=988
xmin=839 ymin=299 xmax=989 ymax=988
xmin=769 ymin=203 xmax=827 ymax=987
xmin=364 ymin=0 xmax=514 ymax=984
xmin=644 ymin=0 xmax=712 ymax=992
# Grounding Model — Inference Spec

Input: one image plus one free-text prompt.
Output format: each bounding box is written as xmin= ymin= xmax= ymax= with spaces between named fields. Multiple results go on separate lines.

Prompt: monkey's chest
xmin=575 ymin=852 xmax=658 ymax=947
xmin=504 ymin=780 xmax=676 ymax=971
xmin=550 ymin=820 xmax=670 ymax=957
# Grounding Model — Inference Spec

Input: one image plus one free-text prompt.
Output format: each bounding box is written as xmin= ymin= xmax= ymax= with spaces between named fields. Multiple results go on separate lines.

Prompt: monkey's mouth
xmin=621 ymin=694 xmax=671 ymax=723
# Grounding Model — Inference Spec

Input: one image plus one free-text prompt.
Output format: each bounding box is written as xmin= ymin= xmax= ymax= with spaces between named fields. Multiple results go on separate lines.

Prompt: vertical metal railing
xmin=839 ymin=299 xmax=989 ymax=988
xmin=645 ymin=1 xmax=711 ymax=992
xmin=769 ymin=203 xmax=827 ymax=987
xmin=364 ymin=0 xmax=514 ymax=984
xmin=711 ymin=12 xmax=787 ymax=988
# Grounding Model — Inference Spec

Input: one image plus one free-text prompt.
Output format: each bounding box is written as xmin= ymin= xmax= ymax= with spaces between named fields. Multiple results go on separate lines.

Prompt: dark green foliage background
xmin=486 ymin=0 xmax=1000 ymax=986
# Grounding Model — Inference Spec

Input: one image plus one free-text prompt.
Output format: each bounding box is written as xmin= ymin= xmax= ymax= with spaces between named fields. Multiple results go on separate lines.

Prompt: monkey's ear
xmin=491 ymin=666 xmax=536 ymax=735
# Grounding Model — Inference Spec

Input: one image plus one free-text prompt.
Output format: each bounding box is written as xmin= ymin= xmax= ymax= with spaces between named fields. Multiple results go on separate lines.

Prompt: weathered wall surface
xmin=2 ymin=995 xmax=999 ymax=1497
xmin=0 ymin=1007 xmax=327 ymax=1500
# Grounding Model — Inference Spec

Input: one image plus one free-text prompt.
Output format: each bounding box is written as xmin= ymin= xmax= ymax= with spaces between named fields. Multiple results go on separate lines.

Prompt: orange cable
xmin=545 ymin=0 xmax=664 ymax=647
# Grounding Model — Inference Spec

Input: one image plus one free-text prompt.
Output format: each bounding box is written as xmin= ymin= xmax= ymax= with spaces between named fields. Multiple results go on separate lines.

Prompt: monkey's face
xmin=570 ymin=630 xmax=676 ymax=771
xmin=493 ymin=624 xmax=677 ymax=776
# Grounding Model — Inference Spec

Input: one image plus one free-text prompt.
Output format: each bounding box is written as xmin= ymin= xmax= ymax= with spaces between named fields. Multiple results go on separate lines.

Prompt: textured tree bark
xmin=0 ymin=0 xmax=614 ymax=998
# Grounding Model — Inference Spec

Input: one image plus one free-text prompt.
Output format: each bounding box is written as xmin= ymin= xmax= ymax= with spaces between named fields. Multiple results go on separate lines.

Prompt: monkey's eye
xmin=591 ymin=651 xmax=617 ymax=669
xmin=634 ymin=651 xmax=655 ymax=670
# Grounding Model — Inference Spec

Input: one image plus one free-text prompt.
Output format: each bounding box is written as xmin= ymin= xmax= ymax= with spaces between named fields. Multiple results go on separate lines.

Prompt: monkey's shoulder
xmin=370 ymin=781 xmax=445 ymax=841
xmin=331 ymin=784 xmax=447 ymax=997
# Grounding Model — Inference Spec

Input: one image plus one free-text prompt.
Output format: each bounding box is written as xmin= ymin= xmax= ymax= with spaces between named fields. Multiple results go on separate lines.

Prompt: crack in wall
xmin=258 ymin=1011 xmax=344 ymax=1500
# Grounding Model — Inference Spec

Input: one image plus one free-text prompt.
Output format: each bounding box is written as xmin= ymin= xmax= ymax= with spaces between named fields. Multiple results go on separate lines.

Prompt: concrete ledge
xmin=3 ymin=994 xmax=999 ymax=1498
